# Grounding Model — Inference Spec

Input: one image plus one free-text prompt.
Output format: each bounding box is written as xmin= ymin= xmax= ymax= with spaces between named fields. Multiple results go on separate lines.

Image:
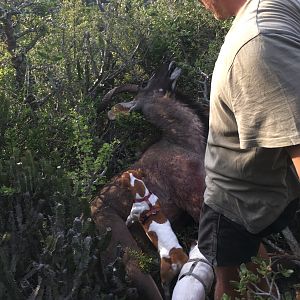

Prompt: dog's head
xmin=119 ymin=169 xmax=146 ymax=198
xmin=160 ymin=247 xmax=188 ymax=285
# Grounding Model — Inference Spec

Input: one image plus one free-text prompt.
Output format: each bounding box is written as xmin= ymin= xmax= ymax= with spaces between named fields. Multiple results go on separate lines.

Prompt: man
xmin=197 ymin=0 xmax=300 ymax=299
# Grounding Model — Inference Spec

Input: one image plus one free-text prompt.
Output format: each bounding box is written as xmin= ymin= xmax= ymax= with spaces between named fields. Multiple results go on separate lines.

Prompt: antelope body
xmin=90 ymin=62 xmax=208 ymax=300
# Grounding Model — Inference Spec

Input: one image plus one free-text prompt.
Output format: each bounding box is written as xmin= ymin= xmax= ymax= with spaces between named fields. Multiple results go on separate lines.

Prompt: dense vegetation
xmin=1 ymin=0 xmax=298 ymax=299
xmin=0 ymin=0 xmax=227 ymax=298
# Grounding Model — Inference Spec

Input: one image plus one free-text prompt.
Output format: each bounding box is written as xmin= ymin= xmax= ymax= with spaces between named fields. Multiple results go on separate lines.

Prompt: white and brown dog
xmin=171 ymin=242 xmax=214 ymax=300
xmin=120 ymin=169 xmax=188 ymax=297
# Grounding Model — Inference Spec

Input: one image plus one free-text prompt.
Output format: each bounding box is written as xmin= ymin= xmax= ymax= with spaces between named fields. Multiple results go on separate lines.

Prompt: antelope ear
xmin=168 ymin=62 xmax=182 ymax=92
xmin=143 ymin=61 xmax=181 ymax=94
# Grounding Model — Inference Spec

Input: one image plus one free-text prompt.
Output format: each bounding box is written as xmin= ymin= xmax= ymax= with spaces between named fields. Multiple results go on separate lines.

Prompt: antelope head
xmin=106 ymin=62 xmax=182 ymax=120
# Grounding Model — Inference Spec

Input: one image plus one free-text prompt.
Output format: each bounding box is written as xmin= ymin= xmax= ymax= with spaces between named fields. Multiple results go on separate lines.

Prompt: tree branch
xmin=23 ymin=30 xmax=45 ymax=53
xmin=88 ymin=41 xmax=141 ymax=98
xmin=281 ymin=227 xmax=300 ymax=257
xmin=15 ymin=27 xmax=36 ymax=39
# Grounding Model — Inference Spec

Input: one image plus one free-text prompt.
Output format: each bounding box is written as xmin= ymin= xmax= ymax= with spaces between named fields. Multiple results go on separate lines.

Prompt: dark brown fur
xmin=90 ymin=63 xmax=208 ymax=299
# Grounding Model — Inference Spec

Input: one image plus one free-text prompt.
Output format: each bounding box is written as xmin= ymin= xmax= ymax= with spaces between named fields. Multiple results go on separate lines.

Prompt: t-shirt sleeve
xmin=229 ymin=34 xmax=300 ymax=149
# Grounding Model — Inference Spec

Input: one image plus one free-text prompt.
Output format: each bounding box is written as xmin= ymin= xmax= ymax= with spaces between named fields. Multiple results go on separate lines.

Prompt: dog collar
xmin=140 ymin=205 xmax=160 ymax=225
xmin=134 ymin=192 xmax=152 ymax=205
xmin=133 ymin=192 xmax=160 ymax=224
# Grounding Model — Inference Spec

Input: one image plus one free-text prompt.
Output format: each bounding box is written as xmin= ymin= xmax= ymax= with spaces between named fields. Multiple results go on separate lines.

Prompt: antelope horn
xmin=98 ymin=84 xmax=139 ymax=112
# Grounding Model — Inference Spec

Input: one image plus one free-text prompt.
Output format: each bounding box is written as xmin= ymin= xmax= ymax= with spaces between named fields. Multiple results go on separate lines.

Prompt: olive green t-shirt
xmin=204 ymin=0 xmax=300 ymax=233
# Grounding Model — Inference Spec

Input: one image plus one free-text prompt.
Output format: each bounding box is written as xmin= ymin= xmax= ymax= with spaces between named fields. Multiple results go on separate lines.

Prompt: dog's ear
xmin=160 ymin=256 xmax=174 ymax=285
xmin=136 ymin=168 xmax=145 ymax=179
xmin=119 ymin=172 xmax=130 ymax=188
xmin=125 ymin=168 xmax=144 ymax=180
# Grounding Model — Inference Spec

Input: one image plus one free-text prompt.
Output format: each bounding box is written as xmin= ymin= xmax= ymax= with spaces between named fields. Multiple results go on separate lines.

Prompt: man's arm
xmin=287 ymin=144 xmax=300 ymax=179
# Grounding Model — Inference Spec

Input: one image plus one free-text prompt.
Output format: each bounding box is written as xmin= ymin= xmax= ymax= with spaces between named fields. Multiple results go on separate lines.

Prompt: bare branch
xmin=96 ymin=0 xmax=110 ymax=12
xmin=198 ymin=68 xmax=211 ymax=103
xmin=25 ymin=84 xmax=63 ymax=110
xmin=84 ymin=31 xmax=98 ymax=77
xmin=102 ymin=41 xmax=141 ymax=83
xmin=263 ymin=238 xmax=286 ymax=254
xmin=1 ymin=11 xmax=17 ymax=54
xmin=282 ymin=227 xmax=300 ymax=256
xmin=16 ymin=27 xmax=36 ymax=39
xmin=18 ymin=2 xmax=34 ymax=10
xmin=24 ymin=30 xmax=45 ymax=53
xmin=88 ymin=41 xmax=141 ymax=97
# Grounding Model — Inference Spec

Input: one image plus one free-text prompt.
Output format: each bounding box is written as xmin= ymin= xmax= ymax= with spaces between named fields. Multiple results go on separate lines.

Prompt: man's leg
xmin=214 ymin=266 xmax=240 ymax=299
xmin=214 ymin=243 xmax=269 ymax=300
xmin=198 ymin=204 xmax=263 ymax=299
xmin=199 ymin=200 xmax=298 ymax=299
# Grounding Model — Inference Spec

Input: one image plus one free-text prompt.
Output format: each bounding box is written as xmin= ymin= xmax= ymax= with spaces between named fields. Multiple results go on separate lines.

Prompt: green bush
xmin=0 ymin=0 xmax=228 ymax=298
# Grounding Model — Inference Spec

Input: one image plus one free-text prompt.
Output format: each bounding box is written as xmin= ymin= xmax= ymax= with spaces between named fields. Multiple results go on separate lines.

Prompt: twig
xmin=263 ymin=238 xmax=286 ymax=254
xmin=198 ymin=69 xmax=211 ymax=103
xmin=281 ymin=227 xmax=300 ymax=256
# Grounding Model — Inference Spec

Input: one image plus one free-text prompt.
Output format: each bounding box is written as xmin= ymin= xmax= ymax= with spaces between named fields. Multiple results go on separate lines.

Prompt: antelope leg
xmin=91 ymin=205 xmax=163 ymax=300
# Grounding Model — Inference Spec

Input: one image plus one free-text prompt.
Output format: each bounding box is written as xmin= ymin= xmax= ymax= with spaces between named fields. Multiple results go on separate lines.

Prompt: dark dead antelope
xmin=90 ymin=62 xmax=208 ymax=300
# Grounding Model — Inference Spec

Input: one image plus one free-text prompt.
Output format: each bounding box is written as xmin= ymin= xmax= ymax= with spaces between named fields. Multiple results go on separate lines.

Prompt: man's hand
xmin=287 ymin=144 xmax=300 ymax=180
